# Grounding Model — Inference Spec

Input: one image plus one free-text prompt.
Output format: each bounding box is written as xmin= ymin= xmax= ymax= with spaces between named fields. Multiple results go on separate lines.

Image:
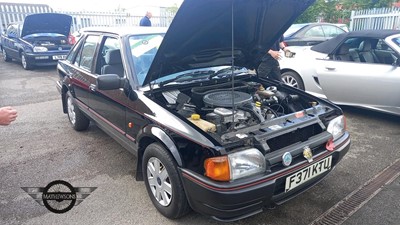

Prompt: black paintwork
xmin=56 ymin=0 xmax=351 ymax=221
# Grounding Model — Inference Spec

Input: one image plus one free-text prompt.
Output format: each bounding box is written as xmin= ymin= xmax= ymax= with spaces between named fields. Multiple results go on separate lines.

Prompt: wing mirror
xmin=97 ymin=74 xmax=124 ymax=90
xmin=391 ymin=54 xmax=399 ymax=67
xmin=96 ymin=74 xmax=138 ymax=101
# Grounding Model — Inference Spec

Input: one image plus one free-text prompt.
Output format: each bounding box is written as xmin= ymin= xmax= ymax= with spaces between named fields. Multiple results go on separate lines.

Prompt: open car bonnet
xmin=21 ymin=13 xmax=72 ymax=37
xmin=143 ymin=0 xmax=315 ymax=85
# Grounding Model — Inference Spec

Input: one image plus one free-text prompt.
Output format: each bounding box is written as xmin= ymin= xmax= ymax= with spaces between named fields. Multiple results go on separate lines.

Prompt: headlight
xmin=327 ymin=115 xmax=346 ymax=141
xmin=33 ymin=46 xmax=48 ymax=52
xmin=204 ymin=148 xmax=266 ymax=181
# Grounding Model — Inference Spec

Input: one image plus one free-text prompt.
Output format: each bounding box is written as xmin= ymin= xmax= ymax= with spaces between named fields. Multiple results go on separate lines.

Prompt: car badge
xmin=303 ymin=146 xmax=313 ymax=163
xmin=58 ymin=47 xmax=62 ymax=51
xmin=282 ymin=152 xmax=292 ymax=167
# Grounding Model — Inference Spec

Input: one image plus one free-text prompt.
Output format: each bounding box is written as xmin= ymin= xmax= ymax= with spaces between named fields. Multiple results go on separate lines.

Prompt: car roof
xmin=78 ymin=26 xmax=168 ymax=36
xmin=311 ymin=29 xmax=400 ymax=54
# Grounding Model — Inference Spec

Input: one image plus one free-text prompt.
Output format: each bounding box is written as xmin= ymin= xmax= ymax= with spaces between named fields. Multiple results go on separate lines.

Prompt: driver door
xmin=314 ymin=52 xmax=400 ymax=113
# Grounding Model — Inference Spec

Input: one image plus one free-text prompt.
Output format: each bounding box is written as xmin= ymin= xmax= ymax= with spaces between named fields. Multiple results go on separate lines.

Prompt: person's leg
xmin=257 ymin=60 xmax=273 ymax=79
xmin=268 ymin=59 xmax=282 ymax=81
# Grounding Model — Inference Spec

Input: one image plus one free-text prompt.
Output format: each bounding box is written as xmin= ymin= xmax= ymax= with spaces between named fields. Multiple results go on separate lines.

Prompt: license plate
xmin=285 ymin=156 xmax=332 ymax=192
xmin=53 ymin=55 xmax=66 ymax=60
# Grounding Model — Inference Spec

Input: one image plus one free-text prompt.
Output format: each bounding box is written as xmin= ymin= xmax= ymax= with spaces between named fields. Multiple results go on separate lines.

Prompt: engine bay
xmin=152 ymin=78 xmax=323 ymax=143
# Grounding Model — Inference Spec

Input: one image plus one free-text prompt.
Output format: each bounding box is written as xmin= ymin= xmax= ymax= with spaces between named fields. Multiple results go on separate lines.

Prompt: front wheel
xmin=281 ymin=71 xmax=305 ymax=90
xmin=66 ymin=92 xmax=90 ymax=131
xmin=21 ymin=52 xmax=34 ymax=70
xmin=143 ymin=143 xmax=190 ymax=219
xmin=2 ymin=48 xmax=11 ymax=62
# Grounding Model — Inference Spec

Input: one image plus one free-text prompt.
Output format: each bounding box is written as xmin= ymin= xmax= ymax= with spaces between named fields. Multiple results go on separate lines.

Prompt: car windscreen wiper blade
xmin=159 ymin=70 xmax=214 ymax=86
xmin=208 ymin=66 xmax=248 ymax=79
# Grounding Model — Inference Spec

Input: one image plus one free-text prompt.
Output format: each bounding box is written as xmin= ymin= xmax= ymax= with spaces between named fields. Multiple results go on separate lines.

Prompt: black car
xmin=0 ymin=13 xmax=73 ymax=70
xmin=56 ymin=0 xmax=350 ymax=221
xmin=284 ymin=23 xmax=347 ymax=46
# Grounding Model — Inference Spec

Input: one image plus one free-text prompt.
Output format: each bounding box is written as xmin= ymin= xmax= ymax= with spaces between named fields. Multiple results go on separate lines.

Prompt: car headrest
xmin=105 ymin=49 xmax=122 ymax=65
xmin=359 ymin=40 xmax=372 ymax=52
xmin=338 ymin=43 xmax=350 ymax=55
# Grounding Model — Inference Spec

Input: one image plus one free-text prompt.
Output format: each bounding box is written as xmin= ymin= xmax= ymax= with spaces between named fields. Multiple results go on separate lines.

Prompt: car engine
xmin=159 ymin=80 xmax=311 ymax=137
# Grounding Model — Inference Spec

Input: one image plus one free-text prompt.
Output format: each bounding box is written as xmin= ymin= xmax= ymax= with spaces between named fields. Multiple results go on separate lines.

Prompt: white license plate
xmin=53 ymin=55 xmax=66 ymax=60
xmin=285 ymin=156 xmax=332 ymax=192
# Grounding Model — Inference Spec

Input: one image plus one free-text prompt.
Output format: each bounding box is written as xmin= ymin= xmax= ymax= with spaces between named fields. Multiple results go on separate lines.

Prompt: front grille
xmin=266 ymin=124 xmax=323 ymax=151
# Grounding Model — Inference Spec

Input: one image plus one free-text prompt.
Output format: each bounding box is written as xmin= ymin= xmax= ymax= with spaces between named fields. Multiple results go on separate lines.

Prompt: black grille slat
xmin=267 ymin=124 xmax=323 ymax=151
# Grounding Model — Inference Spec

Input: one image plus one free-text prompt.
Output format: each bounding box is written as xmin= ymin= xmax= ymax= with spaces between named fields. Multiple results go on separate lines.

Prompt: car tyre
xmin=2 ymin=48 xmax=11 ymax=62
xmin=143 ymin=143 xmax=190 ymax=219
xmin=281 ymin=71 xmax=305 ymax=90
xmin=21 ymin=52 xmax=34 ymax=70
xmin=66 ymin=91 xmax=90 ymax=131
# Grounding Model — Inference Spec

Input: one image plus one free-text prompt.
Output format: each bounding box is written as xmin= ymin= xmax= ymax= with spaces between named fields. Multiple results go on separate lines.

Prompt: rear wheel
xmin=66 ymin=92 xmax=90 ymax=131
xmin=2 ymin=48 xmax=11 ymax=62
xmin=143 ymin=143 xmax=190 ymax=219
xmin=281 ymin=71 xmax=305 ymax=90
xmin=21 ymin=52 xmax=34 ymax=70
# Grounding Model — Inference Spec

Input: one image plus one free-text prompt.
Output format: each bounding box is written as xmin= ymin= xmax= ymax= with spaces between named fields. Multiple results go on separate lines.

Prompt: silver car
xmin=279 ymin=30 xmax=400 ymax=116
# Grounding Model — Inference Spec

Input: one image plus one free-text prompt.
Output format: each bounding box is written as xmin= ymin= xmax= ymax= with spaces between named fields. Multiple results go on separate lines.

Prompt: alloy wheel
xmin=67 ymin=96 xmax=76 ymax=125
xmin=147 ymin=157 xmax=172 ymax=207
xmin=282 ymin=75 xmax=299 ymax=88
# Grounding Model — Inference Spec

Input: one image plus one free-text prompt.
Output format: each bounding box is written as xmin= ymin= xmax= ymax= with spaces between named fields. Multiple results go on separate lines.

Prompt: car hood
xmin=21 ymin=13 xmax=72 ymax=37
xmin=143 ymin=0 xmax=315 ymax=85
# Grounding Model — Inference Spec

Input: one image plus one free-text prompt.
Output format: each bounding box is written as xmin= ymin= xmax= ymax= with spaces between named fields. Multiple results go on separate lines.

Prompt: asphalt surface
xmin=0 ymin=58 xmax=399 ymax=225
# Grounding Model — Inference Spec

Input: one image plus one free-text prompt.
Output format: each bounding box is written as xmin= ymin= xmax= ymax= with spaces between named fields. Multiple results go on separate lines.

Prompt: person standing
xmin=139 ymin=11 xmax=152 ymax=27
xmin=257 ymin=35 xmax=291 ymax=81
xmin=0 ymin=106 xmax=17 ymax=126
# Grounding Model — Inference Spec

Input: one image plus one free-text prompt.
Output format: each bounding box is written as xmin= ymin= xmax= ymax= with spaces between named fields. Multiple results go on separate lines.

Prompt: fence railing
xmin=350 ymin=7 xmax=400 ymax=31
xmin=0 ymin=2 xmax=175 ymax=34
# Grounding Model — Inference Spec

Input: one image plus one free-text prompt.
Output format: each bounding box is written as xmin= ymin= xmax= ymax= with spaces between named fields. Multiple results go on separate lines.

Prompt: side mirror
xmin=391 ymin=54 xmax=399 ymax=67
xmin=96 ymin=74 xmax=125 ymax=90
xmin=7 ymin=33 xmax=17 ymax=38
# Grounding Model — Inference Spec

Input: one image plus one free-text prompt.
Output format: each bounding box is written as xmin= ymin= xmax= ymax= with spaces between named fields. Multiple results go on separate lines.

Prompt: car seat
xmin=101 ymin=49 xmax=124 ymax=77
xmin=359 ymin=40 xmax=379 ymax=63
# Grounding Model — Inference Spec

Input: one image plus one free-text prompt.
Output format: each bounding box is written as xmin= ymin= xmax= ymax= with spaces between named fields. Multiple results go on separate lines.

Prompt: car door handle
xmin=325 ymin=66 xmax=336 ymax=71
xmin=89 ymin=84 xmax=96 ymax=92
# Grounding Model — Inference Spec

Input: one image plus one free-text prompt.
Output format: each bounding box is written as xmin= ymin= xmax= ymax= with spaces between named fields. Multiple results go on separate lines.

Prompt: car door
xmin=314 ymin=42 xmax=400 ymax=113
xmin=4 ymin=24 xmax=20 ymax=59
xmin=69 ymin=34 xmax=101 ymax=107
xmin=88 ymin=35 xmax=128 ymax=138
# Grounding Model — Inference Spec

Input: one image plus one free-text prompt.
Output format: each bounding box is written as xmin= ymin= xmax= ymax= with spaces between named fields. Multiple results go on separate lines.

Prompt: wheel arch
xmin=135 ymin=125 xmax=183 ymax=181
xmin=280 ymin=68 xmax=306 ymax=90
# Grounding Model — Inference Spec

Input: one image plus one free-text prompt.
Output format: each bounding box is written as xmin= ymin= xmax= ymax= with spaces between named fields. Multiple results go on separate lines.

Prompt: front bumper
xmin=25 ymin=51 xmax=69 ymax=66
xmin=180 ymin=132 xmax=351 ymax=222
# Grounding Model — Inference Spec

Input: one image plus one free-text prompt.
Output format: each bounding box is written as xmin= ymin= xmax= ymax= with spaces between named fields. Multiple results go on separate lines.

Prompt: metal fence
xmin=0 ymin=2 xmax=175 ymax=34
xmin=350 ymin=7 xmax=400 ymax=31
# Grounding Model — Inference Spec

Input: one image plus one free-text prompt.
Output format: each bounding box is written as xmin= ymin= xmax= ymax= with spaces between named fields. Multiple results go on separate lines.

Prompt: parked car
xmin=0 ymin=13 xmax=73 ymax=70
xmin=283 ymin=23 xmax=347 ymax=46
xmin=279 ymin=29 xmax=400 ymax=116
xmin=56 ymin=0 xmax=350 ymax=221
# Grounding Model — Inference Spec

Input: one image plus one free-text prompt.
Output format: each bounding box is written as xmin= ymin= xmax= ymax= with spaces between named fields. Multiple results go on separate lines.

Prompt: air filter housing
xmin=203 ymin=91 xmax=252 ymax=108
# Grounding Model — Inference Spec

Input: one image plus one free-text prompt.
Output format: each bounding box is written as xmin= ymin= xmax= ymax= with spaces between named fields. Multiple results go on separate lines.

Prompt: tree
xmin=295 ymin=0 xmax=396 ymax=24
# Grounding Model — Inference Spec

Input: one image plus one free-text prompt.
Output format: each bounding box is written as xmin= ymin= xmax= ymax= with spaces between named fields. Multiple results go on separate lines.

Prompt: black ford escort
xmin=56 ymin=0 xmax=350 ymax=221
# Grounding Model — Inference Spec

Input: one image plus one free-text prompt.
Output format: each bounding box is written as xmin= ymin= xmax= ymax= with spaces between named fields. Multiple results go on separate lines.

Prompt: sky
xmin=1 ymin=0 xmax=183 ymax=11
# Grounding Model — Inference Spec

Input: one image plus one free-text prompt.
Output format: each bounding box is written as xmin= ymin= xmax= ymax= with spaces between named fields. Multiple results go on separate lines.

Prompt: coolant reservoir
xmin=187 ymin=114 xmax=216 ymax=133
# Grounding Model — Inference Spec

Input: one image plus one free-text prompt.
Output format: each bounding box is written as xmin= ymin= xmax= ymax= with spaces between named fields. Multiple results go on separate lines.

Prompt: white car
xmin=279 ymin=29 xmax=400 ymax=116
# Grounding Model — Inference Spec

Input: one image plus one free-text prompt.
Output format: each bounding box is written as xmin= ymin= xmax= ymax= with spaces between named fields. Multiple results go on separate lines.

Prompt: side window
xmin=304 ymin=26 xmax=324 ymax=37
xmin=97 ymin=37 xmax=123 ymax=77
xmin=375 ymin=39 xmax=397 ymax=65
xmin=322 ymin=25 xmax=345 ymax=38
xmin=74 ymin=35 xmax=99 ymax=71
xmin=6 ymin=25 xmax=18 ymax=38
